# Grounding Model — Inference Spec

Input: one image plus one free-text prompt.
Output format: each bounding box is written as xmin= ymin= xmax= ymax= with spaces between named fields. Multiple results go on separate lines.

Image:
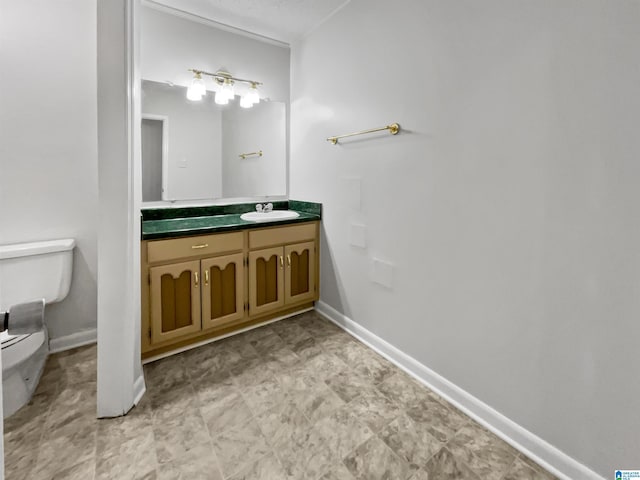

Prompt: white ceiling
xmin=144 ymin=0 xmax=350 ymax=45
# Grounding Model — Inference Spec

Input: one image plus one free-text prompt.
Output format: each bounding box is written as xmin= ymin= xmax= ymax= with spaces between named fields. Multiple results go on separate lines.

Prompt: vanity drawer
xmin=249 ymin=222 xmax=316 ymax=249
xmin=148 ymin=232 xmax=243 ymax=263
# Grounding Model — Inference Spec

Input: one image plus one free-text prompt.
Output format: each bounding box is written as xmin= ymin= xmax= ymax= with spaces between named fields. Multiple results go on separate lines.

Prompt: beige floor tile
xmin=277 ymin=424 xmax=335 ymax=480
xmin=3 ymin=316 xmax=559 ymax=480
xmin=210 ymin=418 xmax=270 ymax=478
xmin=95 ymin=426 xmax=157 ymax=480
xmin=405 ymin=395 xmax=468 ymax=443
xmin=153 ymin=412 xmax=212 ymax=465
xmin=50 ymin=458 xmax=96 ymax=480
xmin=255 ymin=401 xmax=310 ymax=451
xmin=229 ymin=452 xmax=287 ymax=480
xmin=241 ymin=374 xmax=290 ymax=415
xmin=422 ymin=447 xmax=480 ymax=480
xmin=447 ymin=421 xmax=519 ymax=480
xmin=319 ymin=464 xmax=356 ymax=480
xmin=155 ymin=445 xmax=223 ymax=480
xmin=344 ymin=387 xmax=402 ymax=433
xmin=378 ymin=412 xmax=443 ymax=470
xmin=504 ymin=456 xmax=558 ymax=480
xmin=32 ymin=420 xmax=97 ymax=480
xmin=324 ymin=369 xmax=374 ymax=403
xmin=200 ymin=389 xmax=254 ymax=435
xmin=343 ymin=435 xmax=414 ymax=480
xmin=314 ymin=405 xmax=374 ymax=460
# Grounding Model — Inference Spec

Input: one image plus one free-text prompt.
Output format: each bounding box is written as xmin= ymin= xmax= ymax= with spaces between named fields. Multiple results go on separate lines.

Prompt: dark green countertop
xmin=142 ymin=211 xmax=320 ymax=240
xmin=141 ymin=200 xmax=322 ymax=240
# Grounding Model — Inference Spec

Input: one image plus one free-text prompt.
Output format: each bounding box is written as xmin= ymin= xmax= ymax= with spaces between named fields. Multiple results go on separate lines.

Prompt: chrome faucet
xmin=255 ymin=203 xmax=273 ymax=213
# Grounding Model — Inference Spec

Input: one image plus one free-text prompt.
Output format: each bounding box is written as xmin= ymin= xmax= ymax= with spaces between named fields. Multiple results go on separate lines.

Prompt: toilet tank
xmin=0 ymin=239 xmax=75 ymax=311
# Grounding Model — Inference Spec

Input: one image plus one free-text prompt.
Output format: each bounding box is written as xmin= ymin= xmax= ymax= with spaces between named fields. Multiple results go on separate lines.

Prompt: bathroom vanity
xmin=140 ymin=201 xmax=321 ymax=359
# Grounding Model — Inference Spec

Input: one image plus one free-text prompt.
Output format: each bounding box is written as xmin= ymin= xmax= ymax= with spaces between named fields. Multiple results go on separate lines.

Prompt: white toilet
xmin=0 ymin=238 xmax=75 ymax=417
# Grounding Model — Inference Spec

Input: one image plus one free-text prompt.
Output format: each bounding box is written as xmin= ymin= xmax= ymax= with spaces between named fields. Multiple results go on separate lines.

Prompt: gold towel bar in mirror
xmin=327 ymin=123 xmax=400 ymax=145
xmin=239 ymin=150 xmax=263 ymax=159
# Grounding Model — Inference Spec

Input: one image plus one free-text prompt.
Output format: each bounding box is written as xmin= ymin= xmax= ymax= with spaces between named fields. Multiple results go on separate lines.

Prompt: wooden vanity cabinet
xmin=248 ymin=241 xmax=316 ymax=317
xmin=248 ymin=246 xmax=285 ymax=317
xmin=248 ymin=223 xmax=317 ymax=318
xmin=201 ymin=252 xmax=245 ymax=330
xmin=142 ymin=221 xmax=319 ymax=358
xmin=284 ymin=241 xmax=316 ymax=305
xmin=149 ymin=260 xmax=201 ymax=344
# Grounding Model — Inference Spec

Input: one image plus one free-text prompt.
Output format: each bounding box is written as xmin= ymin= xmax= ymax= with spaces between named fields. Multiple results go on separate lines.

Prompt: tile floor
xmin=4 ymin=311 xmax=559 ymax=480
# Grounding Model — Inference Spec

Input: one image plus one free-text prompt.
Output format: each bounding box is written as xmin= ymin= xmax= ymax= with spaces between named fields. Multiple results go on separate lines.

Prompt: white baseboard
xmin=48 ymin=328 xmax=97 ymax=353
xmin=315 ymin=301 xmax=604 ymax=480
xmin=133 ymin=373 xmax=146 ymax=406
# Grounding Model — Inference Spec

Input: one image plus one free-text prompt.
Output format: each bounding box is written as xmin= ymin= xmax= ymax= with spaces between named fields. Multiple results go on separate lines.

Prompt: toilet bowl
xmin=0 ymin=238 xmax=75 ymax=417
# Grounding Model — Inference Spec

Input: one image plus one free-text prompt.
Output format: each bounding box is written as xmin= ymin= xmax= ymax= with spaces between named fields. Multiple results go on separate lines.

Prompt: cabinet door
xmin=201 ymin=253 xmax=244 ymax=330
xmin=249 ymin=246 xmax=284 ymax=317
xmin=149 ymin=260 xmax=201 ymax=344
xmin=284 ymin=241 xmax=316 ymax=305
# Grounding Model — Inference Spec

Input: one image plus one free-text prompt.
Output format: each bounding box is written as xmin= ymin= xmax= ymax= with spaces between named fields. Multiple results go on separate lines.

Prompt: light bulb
xmin=246 ymin=83 xmax=260 ymax=105
xmin=186 ymin=72 xmax=205 ymax=101
xmin=186 ymin=85 xmax=203 ymax=101
xmin=221 ymin=79 xmax=235 ymax=101
xmin=214 ymin=90 xmax=229 ymax=105
xmin=240 ymin=95 xmax=253 ymax=108
xmin=193 ymin=75 xmax=206 ymax=96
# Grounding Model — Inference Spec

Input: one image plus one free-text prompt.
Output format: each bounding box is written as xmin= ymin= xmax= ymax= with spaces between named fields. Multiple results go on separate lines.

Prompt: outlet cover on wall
xmin=371 ymin=257 xmax=394 ymax=289
xmin=349 ymin=223 xmax=367 ymax=248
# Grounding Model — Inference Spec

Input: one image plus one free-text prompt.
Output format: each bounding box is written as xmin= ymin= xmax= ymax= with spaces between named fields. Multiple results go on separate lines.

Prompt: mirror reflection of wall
xmin=141 ymin=80 xmax=286 ymax=201
xmin=142 ymin=81 xmax=223 ymax=201
xmin=222 ymin=99 xmax=286 ymax=198
xmin=140 ymin=4 xmax=290 ymax=205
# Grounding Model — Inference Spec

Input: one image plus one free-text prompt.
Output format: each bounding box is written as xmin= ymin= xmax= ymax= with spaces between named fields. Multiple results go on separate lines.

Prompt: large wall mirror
xmin=140 ymin=4 xmax=290 ymax=205
xmin=141 ymin=80 xmax=286 ymax=202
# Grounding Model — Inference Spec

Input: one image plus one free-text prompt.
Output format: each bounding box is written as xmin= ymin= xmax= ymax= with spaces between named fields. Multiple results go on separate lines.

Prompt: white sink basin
xmin=240 ymin=210 xmax=300 ymax=222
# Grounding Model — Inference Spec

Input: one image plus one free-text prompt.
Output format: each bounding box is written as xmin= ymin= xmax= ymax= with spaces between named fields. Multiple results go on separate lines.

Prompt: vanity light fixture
xmin=188 ymin=69 xmax=262 ymax=108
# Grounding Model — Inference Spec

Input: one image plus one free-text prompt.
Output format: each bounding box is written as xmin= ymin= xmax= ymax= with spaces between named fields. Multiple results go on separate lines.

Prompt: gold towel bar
xmin=239 ymin=150 xmax=263 ymax=159
xmin=327 ymin=123 xmax=400 ymax=145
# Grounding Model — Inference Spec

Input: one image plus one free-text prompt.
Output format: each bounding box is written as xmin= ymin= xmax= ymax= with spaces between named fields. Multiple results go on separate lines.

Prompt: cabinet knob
xmin=287 ymin=254 xmax=291 ymax=267
xmin=191 ymin=243 xmax=209 ymax=249
xmin=279 ymin=256 xmax=284 ymax=268
xmin=204 ymin=270 xmax=209 ymax=286
xmin=194 ymin=271 xmax=199 ymax=287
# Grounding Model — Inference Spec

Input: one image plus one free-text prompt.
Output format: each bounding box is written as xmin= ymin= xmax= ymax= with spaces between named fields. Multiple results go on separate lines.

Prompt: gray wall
xmin=290 ymin=0 xmax=640 ymax=476
xmin=0 ymin=0 xmax=98 ymax=340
